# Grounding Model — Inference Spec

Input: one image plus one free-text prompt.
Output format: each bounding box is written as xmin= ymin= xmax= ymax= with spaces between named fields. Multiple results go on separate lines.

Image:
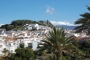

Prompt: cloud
xmin=46 ymin=6 xmax=55 ymax=15
xmin=50 ymin=21 xmax=78 ymax=26
xmin=0 ymin=24 xmax=4 ymax=27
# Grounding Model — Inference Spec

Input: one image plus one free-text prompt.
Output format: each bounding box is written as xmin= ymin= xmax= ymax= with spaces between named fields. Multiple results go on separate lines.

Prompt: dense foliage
xmin=2 ymin=44 xmax=34 ymax=60
xmin=1 ymin=20 xmax=34 ymax=31
xmin=74 ymin=6 xmax=90 ymax=33
xmin=37 ymin=27 xmax=82 ymax=60
xmin=0 ymin=20 xmax=53 ymax=31
xmin=13 ymin=48 xmax=34 ymax=60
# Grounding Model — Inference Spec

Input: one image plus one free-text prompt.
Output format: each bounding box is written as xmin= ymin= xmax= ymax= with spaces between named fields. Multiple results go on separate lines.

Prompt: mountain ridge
xmin=55 ymin=25 xmax=76 ymax=30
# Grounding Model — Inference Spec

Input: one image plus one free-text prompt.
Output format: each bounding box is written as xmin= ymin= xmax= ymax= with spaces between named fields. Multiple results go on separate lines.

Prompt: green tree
xmin=3 ymin=45 xmax=34 ymax=60
xmin=78 ymin=40 xmax=90 ymax=59
xmin=37 ymin=27 xmax=80 ymax=60
xmin=14 ymin=48 xmax=34 ymax=60
xmin=19 ymin=43 xmax=24 ymax=48
xmin=74 ymin=6 xmax=90 ymax=33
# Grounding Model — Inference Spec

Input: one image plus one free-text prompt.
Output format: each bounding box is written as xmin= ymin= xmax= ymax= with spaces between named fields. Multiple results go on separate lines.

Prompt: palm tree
xmin=37 ymin=27 xmax=81 ymax=60
xmin=75 ymin=6 xmax=90 ymax=33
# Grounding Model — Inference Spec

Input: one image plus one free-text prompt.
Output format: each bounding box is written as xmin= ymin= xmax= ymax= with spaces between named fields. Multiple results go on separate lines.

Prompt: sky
xmin=0 ymin=0 xmax=90 ymax=25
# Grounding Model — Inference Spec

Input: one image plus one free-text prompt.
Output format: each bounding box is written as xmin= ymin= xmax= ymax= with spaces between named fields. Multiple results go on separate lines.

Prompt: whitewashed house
xmin=0 ymin=24 xmax=52 ymax=55
xmin=0 ymin=37 xmax=7 ymax=55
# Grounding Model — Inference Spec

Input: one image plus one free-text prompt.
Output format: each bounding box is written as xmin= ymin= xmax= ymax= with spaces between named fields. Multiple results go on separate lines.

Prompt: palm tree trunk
xmin=56 ymin=52 xmax=60 ymax=60
xmin=56 ymin=46 xmax=61 ymax=60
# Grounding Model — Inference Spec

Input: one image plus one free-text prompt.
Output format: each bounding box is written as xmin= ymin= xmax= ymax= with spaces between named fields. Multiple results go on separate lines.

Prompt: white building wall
xmin=0 ymin=41 xmax=7 ymax=55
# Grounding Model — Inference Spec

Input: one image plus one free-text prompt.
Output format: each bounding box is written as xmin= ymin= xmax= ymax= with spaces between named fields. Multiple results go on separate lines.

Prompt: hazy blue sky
xmin=0 ymin=0 xmax=90 ymax=25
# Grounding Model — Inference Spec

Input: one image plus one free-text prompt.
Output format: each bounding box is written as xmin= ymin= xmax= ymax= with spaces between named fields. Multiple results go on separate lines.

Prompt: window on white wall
xmin=13 ymin=43 xmax=15 ymax=45
xmin=28 ymin=43 xmax=32 ymax=48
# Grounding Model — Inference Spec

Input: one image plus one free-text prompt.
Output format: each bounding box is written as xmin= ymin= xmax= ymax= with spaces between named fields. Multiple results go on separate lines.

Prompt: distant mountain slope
xmin=55 ymin=25 xmax=76 ymax=30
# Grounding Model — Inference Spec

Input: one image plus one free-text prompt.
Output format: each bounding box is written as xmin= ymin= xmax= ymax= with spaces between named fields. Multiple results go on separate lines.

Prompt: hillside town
xmin=1 ymin=0 xmax=90 ymax=60
xmin=0 ymin=23 xmax=90 ymax=56
xmin=0 ymin=24 xmax=51 ymax=56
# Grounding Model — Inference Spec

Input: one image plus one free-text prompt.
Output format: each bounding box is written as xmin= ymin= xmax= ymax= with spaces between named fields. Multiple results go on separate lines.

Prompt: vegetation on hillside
xmin=2 ymin=44 xmax=34 ymax=60
xmin=0 ymin=20 xmax=53 ymax=31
